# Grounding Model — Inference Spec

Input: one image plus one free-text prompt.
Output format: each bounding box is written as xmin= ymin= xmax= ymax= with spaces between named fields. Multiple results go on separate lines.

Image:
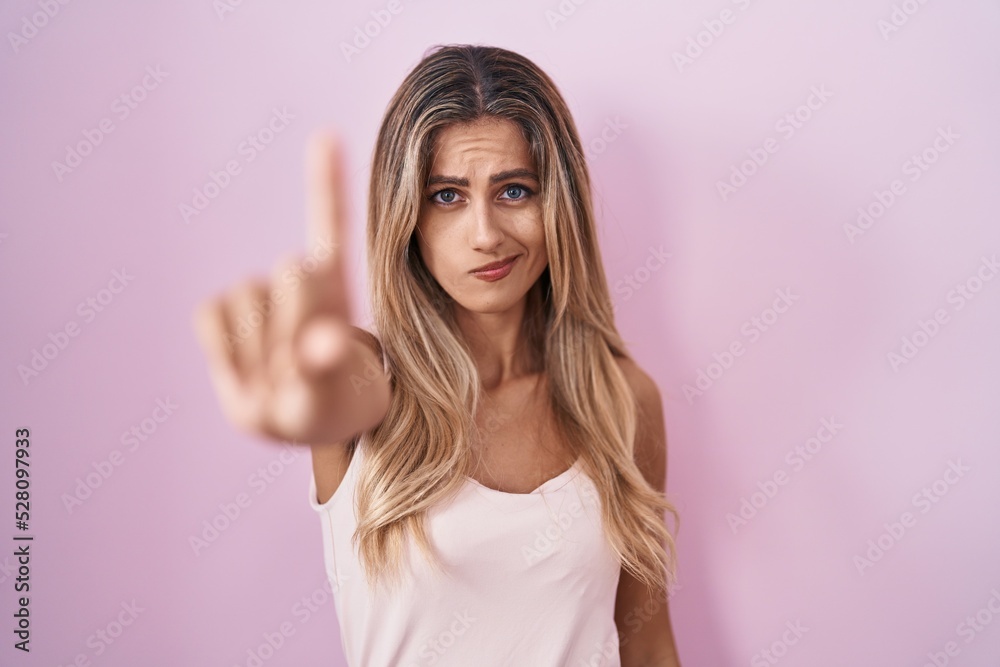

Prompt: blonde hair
xmin=353 ymin=43 xmax=678 ymax=596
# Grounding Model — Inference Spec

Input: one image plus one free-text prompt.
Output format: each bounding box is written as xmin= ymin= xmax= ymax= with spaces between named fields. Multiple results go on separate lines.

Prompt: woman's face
xmin=415 ymin=117 xmax=548 ymax=316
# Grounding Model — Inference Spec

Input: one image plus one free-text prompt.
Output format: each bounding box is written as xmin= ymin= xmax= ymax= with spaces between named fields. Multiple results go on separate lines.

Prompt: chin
xmin=453 ymin=288 xmax=529 ymax=315
xmin=456 ymin=299 xmax=521 ymax=316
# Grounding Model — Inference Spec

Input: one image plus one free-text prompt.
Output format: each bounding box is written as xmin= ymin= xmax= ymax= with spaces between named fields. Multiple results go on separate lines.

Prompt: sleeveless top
xmin=307 ymin=441 xmax=623 ymax=666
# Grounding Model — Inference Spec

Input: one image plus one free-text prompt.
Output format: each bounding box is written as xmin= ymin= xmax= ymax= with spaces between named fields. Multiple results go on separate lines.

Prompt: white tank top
xmin=307 ymin=441 xmax=623 ymax=666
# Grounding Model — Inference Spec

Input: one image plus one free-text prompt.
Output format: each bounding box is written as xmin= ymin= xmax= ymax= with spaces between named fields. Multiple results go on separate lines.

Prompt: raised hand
xmin=192 ymin=132 xmax=390 ymax=445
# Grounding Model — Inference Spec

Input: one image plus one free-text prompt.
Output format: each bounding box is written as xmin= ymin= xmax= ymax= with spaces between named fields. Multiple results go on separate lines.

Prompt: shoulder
xmin=614 ymin=356 xmax=667 ymax=491
xmin=351 ymin=325 xmax=384 ymax=357
xmin=350 ymin=326 xmax=389 ymax=375
xmin=615 ymin=356 xmax=662 ymax=411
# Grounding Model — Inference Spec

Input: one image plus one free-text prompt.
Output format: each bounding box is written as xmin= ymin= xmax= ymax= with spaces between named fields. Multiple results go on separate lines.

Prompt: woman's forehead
xmin=429 ymin=118 xmax=534 ymax=174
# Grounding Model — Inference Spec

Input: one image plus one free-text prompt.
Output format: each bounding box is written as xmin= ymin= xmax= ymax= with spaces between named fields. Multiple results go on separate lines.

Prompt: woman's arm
xmin=614 ymin=358 xmax=682 ymax=667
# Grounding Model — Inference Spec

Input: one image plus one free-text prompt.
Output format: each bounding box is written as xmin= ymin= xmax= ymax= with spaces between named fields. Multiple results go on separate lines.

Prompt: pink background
xmin=2 ymin=1 xmax=999 ymax=665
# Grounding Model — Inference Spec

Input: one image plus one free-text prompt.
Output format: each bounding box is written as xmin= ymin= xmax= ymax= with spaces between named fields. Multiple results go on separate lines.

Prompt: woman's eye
xmin=501 ymin=185 xmax=531 ymax=200
xmin=430 ymin=189 xmax=459 ymax=205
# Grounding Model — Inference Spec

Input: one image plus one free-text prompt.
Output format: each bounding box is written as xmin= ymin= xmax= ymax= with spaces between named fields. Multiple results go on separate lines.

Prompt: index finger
xmin=305 ymin=131 xmax=347 ymax=266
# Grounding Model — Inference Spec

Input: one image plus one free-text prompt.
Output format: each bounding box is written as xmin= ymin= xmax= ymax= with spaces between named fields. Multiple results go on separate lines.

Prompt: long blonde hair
xmin=354 ymin=43 xmax=678 ymax=596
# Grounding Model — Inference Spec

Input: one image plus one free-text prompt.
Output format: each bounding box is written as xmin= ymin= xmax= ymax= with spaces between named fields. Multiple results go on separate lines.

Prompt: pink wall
xmin=2 ymin=1 xmax=999 ymax=665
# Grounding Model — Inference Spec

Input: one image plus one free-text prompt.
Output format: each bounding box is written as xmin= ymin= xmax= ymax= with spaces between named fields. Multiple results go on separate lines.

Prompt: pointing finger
xmin=306 ymin=131 xmax=347 ymax=268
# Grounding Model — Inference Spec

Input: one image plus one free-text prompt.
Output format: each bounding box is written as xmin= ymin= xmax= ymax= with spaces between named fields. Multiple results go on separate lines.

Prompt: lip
xmin=470 ymin=254 xmax=519 ymax=281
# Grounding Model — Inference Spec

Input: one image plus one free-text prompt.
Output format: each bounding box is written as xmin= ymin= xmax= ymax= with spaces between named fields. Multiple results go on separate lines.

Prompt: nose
xmin=468 ymin=198 xmax=504 ymax=252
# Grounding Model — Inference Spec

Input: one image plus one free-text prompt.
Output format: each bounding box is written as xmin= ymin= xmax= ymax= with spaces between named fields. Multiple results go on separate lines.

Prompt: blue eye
xmin=429 ymin=189 xmax=459 ymax=205
xmin=501 ymin=184 xmax=532 ymax=200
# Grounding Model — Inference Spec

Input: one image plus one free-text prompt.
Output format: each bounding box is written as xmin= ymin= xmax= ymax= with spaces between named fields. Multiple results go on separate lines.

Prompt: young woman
xmin=195 ymin=44 xmax=681 ymax=666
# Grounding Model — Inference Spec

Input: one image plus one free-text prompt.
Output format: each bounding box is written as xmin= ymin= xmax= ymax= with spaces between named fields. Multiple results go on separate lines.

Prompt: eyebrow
xmin=425 ymin=168 xmax=539 ymax=188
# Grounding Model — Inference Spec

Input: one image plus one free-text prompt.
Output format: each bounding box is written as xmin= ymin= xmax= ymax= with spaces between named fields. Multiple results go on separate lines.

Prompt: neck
xmin=454 ymin=282 xmax=544 ymax=390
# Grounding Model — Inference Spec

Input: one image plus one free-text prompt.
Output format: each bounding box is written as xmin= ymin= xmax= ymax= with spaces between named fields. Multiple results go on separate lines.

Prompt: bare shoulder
xmin=614 ymin=356 xmax=667 ymax=491
xmin=615 ymin=356 xmax=662 ymax=409
xmin=351 ymin=325 xmax=385 ymax=365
